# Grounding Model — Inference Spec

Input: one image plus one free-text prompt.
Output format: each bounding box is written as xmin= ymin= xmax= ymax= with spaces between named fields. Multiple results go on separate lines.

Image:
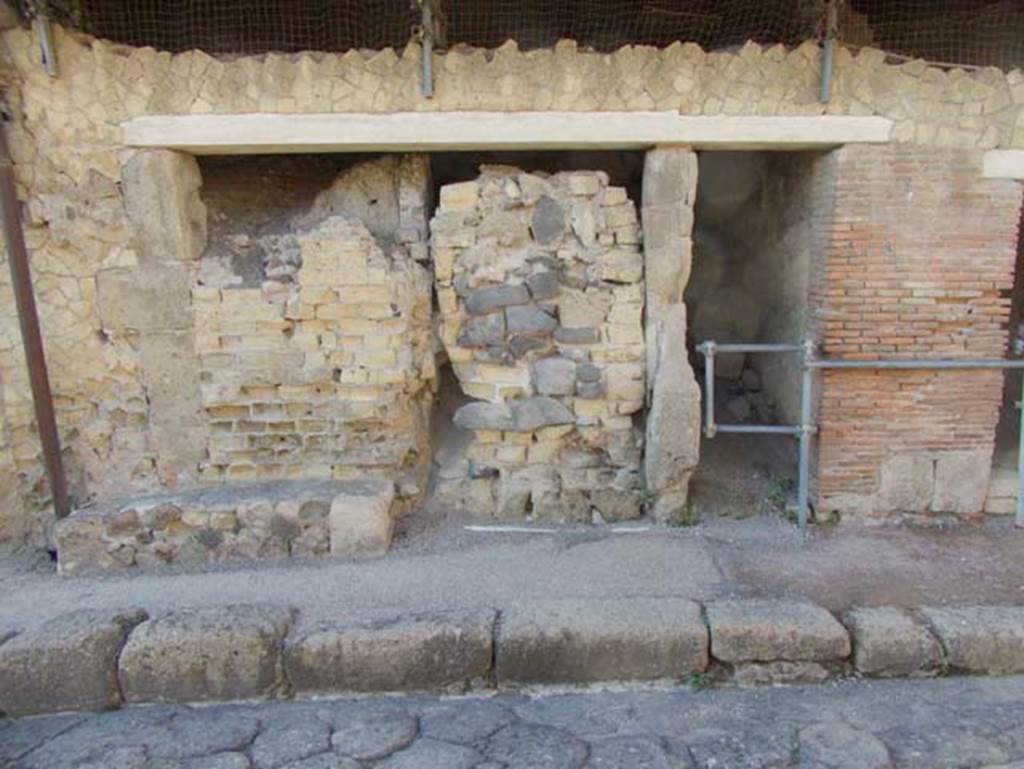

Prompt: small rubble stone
xmin=118 ymin=604 xmax=293 ymax=703
xmin=439 ymin=181 xmax=479 ymax=211
xmin=328 ymin=479 xmax=396 ymax=557
xmin=510 ymin=397 xmax=575 ymax=431
xmin=496 ymin=598 xmax=708 ymax=685
xmin=506 ymin=304 xmax=557 ymax=335
xmin=454 ymin=402 xmax=515 ymax=431
xmin=0 ymin=608 xmax=147 ymax=717
xmin=464 ymin=284 xmax=530 ymax=315
xmin=706 ymin=598 xmax=851 ymax=664
xmin=526 ymin=271 xmax=560 ymax=300
xmin=458 ymin=314 xmax=506 ymax=348
xmin=285 ymin=609 xmax=495 ymax=694
xmin=532 ymin=357 xmax=577 ymax=396
xmin=531 ymin=196 xmax=566 ymax=244
xmin=844 ymin=606 xmax=944 ymax=677
xmin=921 ymin=605 xmax=1024 ymax=674
xmin=555 ymin=326 xmax=601 ymax=344
xmin=590 ymin=488 xmax=643 ymax=522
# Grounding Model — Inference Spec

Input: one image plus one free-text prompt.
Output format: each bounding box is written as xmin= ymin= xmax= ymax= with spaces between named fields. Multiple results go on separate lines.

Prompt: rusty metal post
xmin=0 ymin=124 xmax=71 ymax=517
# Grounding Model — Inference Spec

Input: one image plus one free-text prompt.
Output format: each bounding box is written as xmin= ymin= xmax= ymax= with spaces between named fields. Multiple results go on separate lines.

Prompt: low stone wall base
xmin=54 ymin=479 xmax=397 ymax=574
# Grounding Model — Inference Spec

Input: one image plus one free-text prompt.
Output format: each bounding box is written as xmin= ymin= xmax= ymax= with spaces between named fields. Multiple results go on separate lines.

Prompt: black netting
xmin=29 ymin=0 xmax=1024 ymax=70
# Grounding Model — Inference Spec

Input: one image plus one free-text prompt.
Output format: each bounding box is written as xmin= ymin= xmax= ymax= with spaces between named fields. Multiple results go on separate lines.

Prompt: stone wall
xmin=431 ymin=168 xmax=646 ymax=522
xmin=812 ymin=145 xmax=1023 ymax=519
xmin=0 ymin=21 xmax=1023 ymax=543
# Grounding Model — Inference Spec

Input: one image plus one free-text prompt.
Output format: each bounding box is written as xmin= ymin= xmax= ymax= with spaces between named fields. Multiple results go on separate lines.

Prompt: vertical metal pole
xmin=1017 ymin=371 xmax=1024 ymax=528
xmin=0 ymin=125 xmax=70 ymax=517
xmin=797 ymin=339 xmax=815 ymax=529
xmin=819 ymin=0 xmax=838 ymax=103
xmin=703 ymin=342 xmax=716 ymax=438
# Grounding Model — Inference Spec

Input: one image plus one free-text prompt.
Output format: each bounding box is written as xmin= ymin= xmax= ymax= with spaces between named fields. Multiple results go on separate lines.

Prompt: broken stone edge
xmin=4 ymin=600 xmax=1024 ymax=717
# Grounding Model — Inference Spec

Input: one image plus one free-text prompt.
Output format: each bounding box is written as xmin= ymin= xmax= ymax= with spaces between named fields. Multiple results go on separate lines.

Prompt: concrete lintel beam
xmin=122 ymin=112 xmax=894 ymax=155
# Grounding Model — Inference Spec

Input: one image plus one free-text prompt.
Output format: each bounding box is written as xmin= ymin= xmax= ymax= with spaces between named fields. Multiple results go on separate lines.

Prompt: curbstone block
xmin=706 ymin=598 xmax=850 ymax=664
xmin=118 ymin=603 xmax=293 ymax=704
xmin=496 ymin=597 xmax=708 ymax=686
xmin=285 ymin=608 xmax=496 ymax=694
xmin=921 ymin=605 xmax=1024 ymax=675
xmin=844 ymin=606 xmax=943 ymax=677
xmin=0 ymin=608 xmax=147 ymax=717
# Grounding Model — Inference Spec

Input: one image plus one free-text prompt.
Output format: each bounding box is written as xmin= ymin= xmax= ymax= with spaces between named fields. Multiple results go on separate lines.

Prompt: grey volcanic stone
xmin=377 ymin=738 xmax=483 ymax=769
xmin=845 ymin=606 xmax=943 ymax=677
xmin=0 ymin=607 xmax=147 ymax=717
xmin=250 ymin=716 xmax=332 ymax=769
xmin=330 ymin=709 xmax=418 ymax=761
xmin=509 ymin=335 xmax=551 ymax=358
xmin=119 ymin=604 xmax=293 ymax=703
xmin=506 ymin=304 xmax=557 ymax=335
xmin=576 ymin=363 xmax=602 ymax=382
xmin=458 ymin=313 xmax=506 ymax=348
xmin=589 ymin=735 xmax=694 ymax=769
xmin=419 ymin=700 xmax=516 ymax=744
xmin=922 ymin=605 xmax=1024 ymax=674
xmin=510 ymin=397 xmax=575 ymax=431
xmin=576 ymin=381 xmax=605 ymax=399
xmin=532 ymin=356 xmax=576 ymax=396
xmin=453 ymin=402 xmax=515 ymax=431
xmin=464 ymin=284 xmax=529 ymax=315
xmin=496 ymin=597 xmax=708 ymax=685
xmin=531 ymin=196 xmax=566 ymax=245
xmin=706 ymin=599 xmax=850 ymax=663
xmin=798 ymin=721 xmax=892 ymax=769
xmin=285 ymin=609 xmax=495 ymax=694
xmin=526 ymin=271 xmax=560 ymax=300
xmin=486 ymin=723 xmax=587 ymax=769
xmin=280 ymin=756 xmax=360 ymax=769
xmin=555 ymin=326 xmax=600 ymax=344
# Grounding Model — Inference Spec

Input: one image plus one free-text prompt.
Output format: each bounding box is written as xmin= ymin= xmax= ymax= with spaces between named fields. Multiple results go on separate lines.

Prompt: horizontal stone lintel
xmin=983 ymin=150 xmax=1024 ymax=180
xmin=122 ymin=112 xmax=894 ymax=154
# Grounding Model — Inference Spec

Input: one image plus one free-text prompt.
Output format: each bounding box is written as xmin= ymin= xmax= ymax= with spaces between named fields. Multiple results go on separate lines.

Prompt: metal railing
xmin=696 ymin=340 xmax=1024 ymax=530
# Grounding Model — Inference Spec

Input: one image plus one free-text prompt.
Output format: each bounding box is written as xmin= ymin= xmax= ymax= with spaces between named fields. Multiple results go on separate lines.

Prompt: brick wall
xmin=192 ymin=215 xmax=435 ymax=502
xmin=812 ymin=144 xmax=1024 ymax=518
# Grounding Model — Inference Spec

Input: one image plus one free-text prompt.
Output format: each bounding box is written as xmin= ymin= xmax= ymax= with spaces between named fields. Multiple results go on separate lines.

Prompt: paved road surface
xmin=4 ymin=676 xmax=1024 ymax=768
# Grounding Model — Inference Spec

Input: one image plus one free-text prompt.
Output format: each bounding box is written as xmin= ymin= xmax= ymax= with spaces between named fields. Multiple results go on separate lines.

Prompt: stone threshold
xmin=2 ymin=597 xmax=1023 ymax=718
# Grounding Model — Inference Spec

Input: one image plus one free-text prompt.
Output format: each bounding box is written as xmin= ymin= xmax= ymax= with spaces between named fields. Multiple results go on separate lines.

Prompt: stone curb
xmin=2 ymin=598 xmax=1024 ymax=717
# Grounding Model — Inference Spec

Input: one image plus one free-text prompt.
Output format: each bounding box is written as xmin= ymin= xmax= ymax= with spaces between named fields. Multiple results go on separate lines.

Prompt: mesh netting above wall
xmin=30 ymin=0 xmax=1024 ymax=71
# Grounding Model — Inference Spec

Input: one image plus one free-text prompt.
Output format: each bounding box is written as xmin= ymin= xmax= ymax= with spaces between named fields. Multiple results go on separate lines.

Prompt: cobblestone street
xmin=4 ymin=675 xmax=1024 ymax=768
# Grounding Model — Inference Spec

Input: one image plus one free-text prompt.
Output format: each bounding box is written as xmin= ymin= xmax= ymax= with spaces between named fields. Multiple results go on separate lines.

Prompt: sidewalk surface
xmin=5 ymin=675 xmax=1024 ymax=768
xmin=3 ymin=514 xmax=1024 ymax=631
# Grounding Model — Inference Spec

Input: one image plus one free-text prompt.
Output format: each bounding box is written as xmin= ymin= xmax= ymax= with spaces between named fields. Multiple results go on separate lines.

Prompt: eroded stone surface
xmin=707 ymin=598 xmax=851 ymax=664
xmin=0 ymin=608 xmax=147 ymax=717
xmin=496 ymin=597 xmax=708 ymax=685
xmin=922 ymin=605 xmax=1024 ymax=674
xmin=285 ymin=608 xmax=495 ymax=694
xmin=118 ymin=604 xmax=293 ymax=703
xmin=845 ymin=606 xmax=944 ymax=677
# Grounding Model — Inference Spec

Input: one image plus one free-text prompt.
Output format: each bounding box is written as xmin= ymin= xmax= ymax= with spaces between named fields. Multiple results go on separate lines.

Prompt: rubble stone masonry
xmin=1 ymin=20 xmax=1024 ymax=544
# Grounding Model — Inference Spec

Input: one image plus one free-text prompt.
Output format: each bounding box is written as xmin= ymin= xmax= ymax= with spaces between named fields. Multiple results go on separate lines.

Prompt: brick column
xmin=641 ymin=146 xmax=701 ymax=520
xmin=812 ymin=144 xmax=1024 ymax=519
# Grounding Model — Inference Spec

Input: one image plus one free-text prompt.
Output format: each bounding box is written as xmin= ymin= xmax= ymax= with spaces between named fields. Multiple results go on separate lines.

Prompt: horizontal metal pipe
xmin=714 ymin=424 xmax=802 ymax=435
xmin=698 ymin=342 xmax=802 ymax=354
xmin=809 ymin=358 xmax=1024 ymax=370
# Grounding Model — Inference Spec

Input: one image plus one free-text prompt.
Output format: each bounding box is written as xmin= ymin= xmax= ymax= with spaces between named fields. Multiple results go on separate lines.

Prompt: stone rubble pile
xmin=431 ymin=167 xmax=647 ymax=522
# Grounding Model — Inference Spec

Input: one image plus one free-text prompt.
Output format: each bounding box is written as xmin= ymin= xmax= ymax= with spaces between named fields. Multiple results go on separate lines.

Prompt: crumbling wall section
xmin=193 ymin=156 xmax=435 ymax=506
xmin=431 ymin=168 xmax=646 ymax=522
